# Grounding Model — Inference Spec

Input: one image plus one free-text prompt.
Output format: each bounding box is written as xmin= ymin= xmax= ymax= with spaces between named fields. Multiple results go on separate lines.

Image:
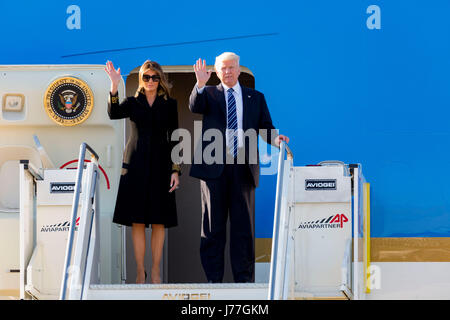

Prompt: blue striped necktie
xmin=227 ymin=88 xmax=238 ymax=158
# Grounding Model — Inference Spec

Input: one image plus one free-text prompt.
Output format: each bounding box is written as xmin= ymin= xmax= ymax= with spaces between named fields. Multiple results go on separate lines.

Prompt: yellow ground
xmin=0 ymin=289 xmax=20 ymax=300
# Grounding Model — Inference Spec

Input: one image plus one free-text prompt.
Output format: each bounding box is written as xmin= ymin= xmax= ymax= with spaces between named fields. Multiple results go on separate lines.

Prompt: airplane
xmin=0 ymin=0 xmax=449 ymax=300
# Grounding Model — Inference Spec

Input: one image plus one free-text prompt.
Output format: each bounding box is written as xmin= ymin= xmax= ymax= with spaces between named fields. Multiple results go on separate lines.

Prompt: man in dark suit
xmin=189 ymin=52 xmax=289 ymax=283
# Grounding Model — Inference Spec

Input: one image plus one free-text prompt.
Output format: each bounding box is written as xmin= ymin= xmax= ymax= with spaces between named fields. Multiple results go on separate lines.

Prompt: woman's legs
xmin=131 ymin=223 xmax=146 ymax=283
xmin=150 ymin=224 xmax=165 ymax=283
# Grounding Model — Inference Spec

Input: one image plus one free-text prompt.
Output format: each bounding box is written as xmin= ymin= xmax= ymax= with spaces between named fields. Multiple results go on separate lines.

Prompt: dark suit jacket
xmin=189 ymin=83 xmax=277 ymax=187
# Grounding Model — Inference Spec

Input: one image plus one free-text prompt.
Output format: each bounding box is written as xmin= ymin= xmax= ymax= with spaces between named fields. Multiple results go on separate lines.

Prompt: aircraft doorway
xmin=122 ymin=66 xmax=255 ymax=283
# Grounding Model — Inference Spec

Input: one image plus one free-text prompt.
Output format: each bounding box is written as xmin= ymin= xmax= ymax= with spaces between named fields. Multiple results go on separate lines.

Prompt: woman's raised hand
xmin=105 ymin=61 xmax=121 ymax=94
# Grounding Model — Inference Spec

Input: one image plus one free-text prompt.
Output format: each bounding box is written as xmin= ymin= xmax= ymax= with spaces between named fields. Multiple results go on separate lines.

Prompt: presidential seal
xmin=44 ymin=77 xmax=94 ymax=126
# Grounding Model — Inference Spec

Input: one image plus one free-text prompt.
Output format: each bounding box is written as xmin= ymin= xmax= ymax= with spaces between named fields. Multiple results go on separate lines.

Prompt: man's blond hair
xmin=215 ymin=52 xmax=240 ymax=69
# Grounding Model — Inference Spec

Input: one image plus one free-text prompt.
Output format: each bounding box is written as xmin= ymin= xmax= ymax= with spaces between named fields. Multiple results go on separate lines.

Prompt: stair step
xmin=87 ymin=283 xmax=269 ymax=300
xmin=294 ymin=296 xmax=349 ymax=300
xmin=90 ymin=283 xmax=268 ymax=290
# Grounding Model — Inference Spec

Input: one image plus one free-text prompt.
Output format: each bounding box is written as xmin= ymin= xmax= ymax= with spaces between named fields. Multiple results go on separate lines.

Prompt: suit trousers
xmin=200 ymin=163 xmax=255 ymax=283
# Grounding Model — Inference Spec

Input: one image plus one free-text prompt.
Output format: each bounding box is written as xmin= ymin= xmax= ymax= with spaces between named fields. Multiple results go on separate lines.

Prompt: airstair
xmin=14 ymin=141 xmax=370 ymax=300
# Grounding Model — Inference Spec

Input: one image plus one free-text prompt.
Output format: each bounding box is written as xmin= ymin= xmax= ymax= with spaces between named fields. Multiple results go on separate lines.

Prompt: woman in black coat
xmin=105 ymin=60 xmax=180 ymax=284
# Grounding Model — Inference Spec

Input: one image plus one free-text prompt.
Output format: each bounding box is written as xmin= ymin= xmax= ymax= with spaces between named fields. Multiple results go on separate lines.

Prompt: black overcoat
xmin=108 ymin=91 xmax=179 ymax=228
xmin=188 ymin=83 xmax=277 ymax=187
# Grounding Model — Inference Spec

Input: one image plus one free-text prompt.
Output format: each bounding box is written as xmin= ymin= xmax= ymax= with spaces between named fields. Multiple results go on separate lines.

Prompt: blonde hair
xmin=215 ymin=52 xmax=240 ymax=69
xmin=135 ymin=60 xmax=172 ymax=99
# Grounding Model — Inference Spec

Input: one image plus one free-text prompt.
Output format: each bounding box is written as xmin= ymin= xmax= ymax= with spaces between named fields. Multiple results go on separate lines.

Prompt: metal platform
xmin=87 ymin=283 xmax=269 ymax=300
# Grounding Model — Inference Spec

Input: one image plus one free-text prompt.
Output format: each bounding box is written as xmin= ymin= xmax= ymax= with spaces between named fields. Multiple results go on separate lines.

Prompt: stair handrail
xmin=60 ymin=143 xmax=99 ymax=300
xmin=268 ymin=141 xmax=293 ymax=299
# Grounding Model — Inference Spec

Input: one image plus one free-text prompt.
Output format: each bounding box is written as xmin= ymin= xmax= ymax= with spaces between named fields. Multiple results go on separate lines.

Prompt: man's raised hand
xmin=193 ymin=58 xmax=212 ymax=89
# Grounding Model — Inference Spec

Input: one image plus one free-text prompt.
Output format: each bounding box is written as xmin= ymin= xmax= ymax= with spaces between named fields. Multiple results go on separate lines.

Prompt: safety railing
xmin=268 ymin=142 xmax=293 ymax=300
xmin=60 ymin=143 xmax=99 ymax=300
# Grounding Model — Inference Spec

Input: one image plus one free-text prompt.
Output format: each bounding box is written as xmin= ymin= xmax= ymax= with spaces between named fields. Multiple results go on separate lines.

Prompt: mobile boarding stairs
xmin=16 ymin=142 xmax=370 ymax=300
